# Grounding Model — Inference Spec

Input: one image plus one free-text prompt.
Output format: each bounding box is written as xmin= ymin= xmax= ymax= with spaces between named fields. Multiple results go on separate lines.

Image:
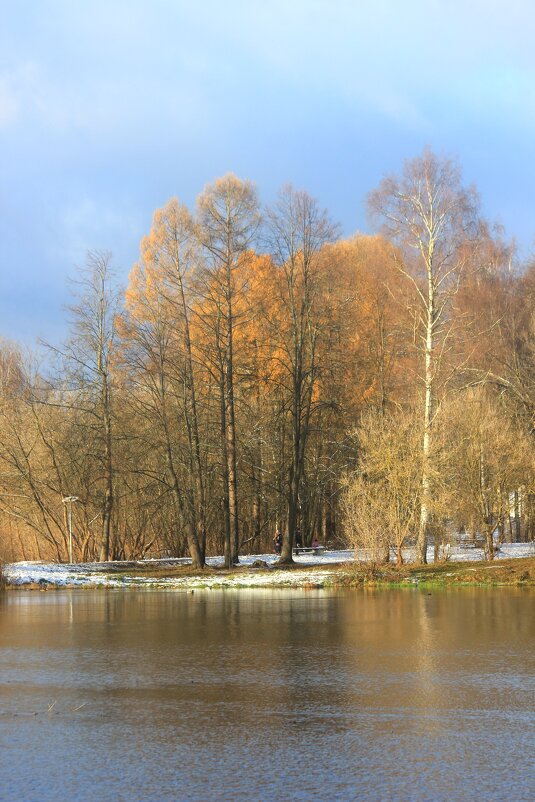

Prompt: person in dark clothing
xmin=273 ymin=530 xmax=282 ymax=555
xmin=294 ymin=528 xmax=303 ymax=549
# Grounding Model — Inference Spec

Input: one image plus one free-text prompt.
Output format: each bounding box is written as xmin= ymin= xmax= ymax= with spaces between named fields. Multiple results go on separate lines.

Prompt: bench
xmin=293 ymin=545 xmax=326 ymax=556
xmin=459 ymin=539 xmax=485 ymax=550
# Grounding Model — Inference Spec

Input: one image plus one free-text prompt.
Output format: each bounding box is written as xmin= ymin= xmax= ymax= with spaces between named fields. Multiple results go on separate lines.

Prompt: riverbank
xmin=4 ymin=544 xmax=535 ymax=589
xmin=348 ymin=556 xmax=535 ymax=587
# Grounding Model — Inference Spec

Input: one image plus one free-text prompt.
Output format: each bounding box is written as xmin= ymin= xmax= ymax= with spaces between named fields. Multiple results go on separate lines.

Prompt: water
xmin=0 ymin=588 xmax=534 ymax=802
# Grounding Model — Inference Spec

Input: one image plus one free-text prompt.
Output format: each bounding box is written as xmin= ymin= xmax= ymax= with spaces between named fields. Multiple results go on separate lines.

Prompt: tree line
xmin=1 ymin=150 xmax=534 ymax=566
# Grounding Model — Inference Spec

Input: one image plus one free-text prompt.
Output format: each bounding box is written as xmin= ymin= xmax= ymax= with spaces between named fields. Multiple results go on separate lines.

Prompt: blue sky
xmin=1 ymin=0 xmax=534 ymax=344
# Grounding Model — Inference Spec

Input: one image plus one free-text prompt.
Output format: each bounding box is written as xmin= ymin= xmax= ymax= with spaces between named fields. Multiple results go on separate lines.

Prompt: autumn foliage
xmin=1 ymin=156 xmax=534 ymax=565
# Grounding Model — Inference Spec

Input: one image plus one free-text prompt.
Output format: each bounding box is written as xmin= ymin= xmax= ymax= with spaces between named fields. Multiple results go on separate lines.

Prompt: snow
xmin=3 ymin=542 xmax=534 ymax=589
xmin=3 ymin=557 xmax=336 ymax=590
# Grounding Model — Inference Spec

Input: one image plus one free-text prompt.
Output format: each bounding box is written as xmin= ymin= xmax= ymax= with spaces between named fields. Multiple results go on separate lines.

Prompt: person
xmin=295 ymin=528 xmax=302 ymax=549
xmin=311 ymin=536 xmax=320 ymax=549
xmin=273 ymin=530 xmax=282 ymax=555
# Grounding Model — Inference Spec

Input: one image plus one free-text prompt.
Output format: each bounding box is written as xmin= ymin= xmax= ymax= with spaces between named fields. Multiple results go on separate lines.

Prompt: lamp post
xmin=62 ymin=496 xmax=79 ymax=563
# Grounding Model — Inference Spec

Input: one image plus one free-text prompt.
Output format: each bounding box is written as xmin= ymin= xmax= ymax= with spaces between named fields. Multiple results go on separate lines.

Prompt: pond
xmin=0 ymin=588 xmax=534 ymax=801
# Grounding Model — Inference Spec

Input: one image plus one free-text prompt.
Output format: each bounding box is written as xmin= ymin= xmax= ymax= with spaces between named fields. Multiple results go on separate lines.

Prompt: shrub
xmin=342 ymin=408 xmax=423 ymax=565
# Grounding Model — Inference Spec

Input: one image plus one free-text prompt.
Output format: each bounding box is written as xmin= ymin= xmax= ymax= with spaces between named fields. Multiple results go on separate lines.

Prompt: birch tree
xmin=368 ymin=150 xmax=479 ymax=562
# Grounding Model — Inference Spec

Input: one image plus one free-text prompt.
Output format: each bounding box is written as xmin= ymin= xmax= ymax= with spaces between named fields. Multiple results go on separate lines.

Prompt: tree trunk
xmin=225 ymin=265 xmax=240 ymax=565
xmin=99 ymin=381 xmax=113 ymax=562
xmin=161 ymin=389 xmax=203 ymax=569
xmin=417 ymin=277 xmax=434 ymax=564
xmin=485 ymin=524 xmax=495 ymax=561
xmin=514 ymin=489 xmax=521 ymax=542
xmin=226 ymin=375 xmax=239 ymax=564
xmin=221 ymin=372 xmax=232 ymax=569
xmin=177 ymin=265 xmax=207 ymax=565
xmin=280 ymin=377 xmax=300 ymax=564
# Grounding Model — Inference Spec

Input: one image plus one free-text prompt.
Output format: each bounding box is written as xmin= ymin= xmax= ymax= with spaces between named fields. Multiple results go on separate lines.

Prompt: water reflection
xmin=0 ymin=588 xmax=534 ymax=802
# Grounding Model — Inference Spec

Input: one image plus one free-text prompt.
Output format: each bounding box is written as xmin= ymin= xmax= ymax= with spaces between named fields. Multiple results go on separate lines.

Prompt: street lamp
xmin=62 ymin=496 xmax=79 ymax=563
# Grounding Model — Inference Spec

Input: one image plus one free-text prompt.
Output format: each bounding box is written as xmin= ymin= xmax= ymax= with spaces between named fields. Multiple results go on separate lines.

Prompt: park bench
xmin=459 ymin=537 xmax=486 ymax=550
xmin=293 ymin=545 xmax=326 ymax=556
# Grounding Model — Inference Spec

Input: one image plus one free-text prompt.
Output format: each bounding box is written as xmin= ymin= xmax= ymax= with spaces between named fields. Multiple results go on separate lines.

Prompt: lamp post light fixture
xmin=62 ymin=496 xmax=79 ymax=563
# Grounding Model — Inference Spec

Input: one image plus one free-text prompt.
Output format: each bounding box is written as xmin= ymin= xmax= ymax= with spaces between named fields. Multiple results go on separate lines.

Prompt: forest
xmin=1 ymin=149 xmax=534 ymax=568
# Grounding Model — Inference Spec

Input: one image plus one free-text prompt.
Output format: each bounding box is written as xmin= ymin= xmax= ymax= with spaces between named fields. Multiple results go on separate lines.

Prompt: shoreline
xmin=4 ymin=553 xmax=535 ymax=591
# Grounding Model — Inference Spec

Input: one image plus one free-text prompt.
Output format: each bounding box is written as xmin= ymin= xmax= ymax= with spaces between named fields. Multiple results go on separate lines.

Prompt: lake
xmin=0 ymin=588 xmax=534 ymax=801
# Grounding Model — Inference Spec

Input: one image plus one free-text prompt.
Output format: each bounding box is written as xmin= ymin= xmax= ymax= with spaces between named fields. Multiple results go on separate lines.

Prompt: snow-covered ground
xmin=4 ymin=542 xmax=534 ymax=589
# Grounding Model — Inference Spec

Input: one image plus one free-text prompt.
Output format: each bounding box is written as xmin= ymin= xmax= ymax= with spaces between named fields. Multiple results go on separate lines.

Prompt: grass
xmin=6 ymin=555 xmax=535 ymax=590
xmin=336 ymin=556 xmax=535 ymax=587
xmin=93 ymin=555 xmax=535 ymax=588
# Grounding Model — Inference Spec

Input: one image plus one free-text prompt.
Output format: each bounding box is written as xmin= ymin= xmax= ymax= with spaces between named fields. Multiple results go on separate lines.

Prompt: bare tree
xmin=369 ymin=150 xmax=479 ymax=562
xmin=266 ymin=186 xmax=338 ymax=563
xmin=440 ymin=388 xmax=534 ymax=559
xmin=119 ymin=200 xmax=209 ymax=568
xmin=342 ymin=408 xmax=424 ymax=565
xmin=196 ymin=174 xmax=260 ymax=567
xmin=52 ymin=251 xmax=120 ymax=561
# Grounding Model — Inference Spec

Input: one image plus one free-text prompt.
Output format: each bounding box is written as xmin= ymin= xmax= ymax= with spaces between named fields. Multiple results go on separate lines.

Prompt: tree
xmin=441 ymin=388 xmax=534 ymax=559
xmin=57 ymin=251 xmax=120 ymax=561
xmin=342 ymin=408 xmax=423 ymax=565
xmin=196 ymin=174 xmax=261 ymax=567
xmin=369 ymin=149 xmax=479 ymax=562
xmin=0 ymin=343 xmax=66 ymax=560
xmin=119 ymin=200 xmax=209 ymax=568
xmin=266 ymin=186 xmax=337 ymax=563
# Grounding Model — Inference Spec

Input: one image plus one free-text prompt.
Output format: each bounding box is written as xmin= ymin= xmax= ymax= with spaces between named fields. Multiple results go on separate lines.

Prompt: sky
xmin=1 ymin=0 xmax=534 ymax=345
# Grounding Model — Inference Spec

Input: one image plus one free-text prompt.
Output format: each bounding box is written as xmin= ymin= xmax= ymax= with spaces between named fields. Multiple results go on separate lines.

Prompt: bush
xmin=342 ymin=408 xmax=423 ymax=565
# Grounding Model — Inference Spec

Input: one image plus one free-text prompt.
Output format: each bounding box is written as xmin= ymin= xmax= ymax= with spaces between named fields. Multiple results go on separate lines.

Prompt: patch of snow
xmin=205 ymin=550 xmax=355 ymax=568
xmin=3 ymin=542 xmax=533 ymax=589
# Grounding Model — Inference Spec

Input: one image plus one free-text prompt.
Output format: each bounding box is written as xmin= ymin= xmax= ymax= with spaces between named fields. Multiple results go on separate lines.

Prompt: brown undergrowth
xmin=340 ymin=557 xmax=535 ymax=587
